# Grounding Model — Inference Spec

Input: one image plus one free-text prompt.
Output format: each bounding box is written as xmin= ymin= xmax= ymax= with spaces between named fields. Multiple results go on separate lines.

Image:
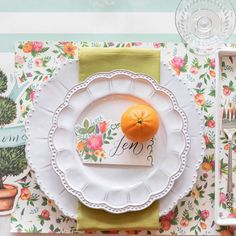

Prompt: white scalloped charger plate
xmin=25 ymin=61 xmax=204 ymax=218
xmin=49 ymin=70 xmax=190 ymax=213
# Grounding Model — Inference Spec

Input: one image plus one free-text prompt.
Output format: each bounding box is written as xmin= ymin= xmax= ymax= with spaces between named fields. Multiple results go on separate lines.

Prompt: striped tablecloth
xmin=0 ymin=0 xmax=236 ymax=54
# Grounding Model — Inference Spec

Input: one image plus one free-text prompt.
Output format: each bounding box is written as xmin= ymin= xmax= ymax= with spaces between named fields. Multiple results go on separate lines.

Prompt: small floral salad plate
xmin=48 ymin=69 xmax=190 ymax=213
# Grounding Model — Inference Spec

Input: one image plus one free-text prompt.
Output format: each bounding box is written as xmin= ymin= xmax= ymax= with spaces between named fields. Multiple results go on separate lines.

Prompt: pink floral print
xmin=87 ymin=134 xmax=103 ymax=150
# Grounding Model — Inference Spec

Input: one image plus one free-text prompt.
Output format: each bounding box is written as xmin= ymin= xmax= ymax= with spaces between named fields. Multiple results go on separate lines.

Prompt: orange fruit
xmin=121 ymin=104 xmax=159 ymax=142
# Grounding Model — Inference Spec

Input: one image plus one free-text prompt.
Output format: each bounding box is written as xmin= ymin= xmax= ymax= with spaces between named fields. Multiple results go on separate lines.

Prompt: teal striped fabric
xmin=0 ymin=0 xmax=182 ymax=12
xmin=0 ymin=0 xmax=235 ymax=52
xmin=0 ymin=0 xmax=235 ymax=12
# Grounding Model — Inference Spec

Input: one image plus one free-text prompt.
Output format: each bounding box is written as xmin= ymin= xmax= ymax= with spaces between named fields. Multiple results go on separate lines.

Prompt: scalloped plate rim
xmin=48 ymin=69 xmax=190 ymax=214
xmin=25 ymin=60 xmax=205 ymax=218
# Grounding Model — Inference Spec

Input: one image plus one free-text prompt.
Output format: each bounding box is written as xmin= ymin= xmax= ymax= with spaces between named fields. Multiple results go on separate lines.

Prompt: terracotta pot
xmin=0 ymin=184 xmax=18 ymax=211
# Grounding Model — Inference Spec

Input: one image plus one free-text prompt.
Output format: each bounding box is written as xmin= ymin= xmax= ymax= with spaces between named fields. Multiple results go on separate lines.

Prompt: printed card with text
xmin=75 ymin=116 xmax=155 ymax=166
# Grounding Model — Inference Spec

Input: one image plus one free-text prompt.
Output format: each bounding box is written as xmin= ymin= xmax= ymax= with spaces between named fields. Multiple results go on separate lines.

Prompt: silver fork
xmin=222 ymin=99 xmax=236 ymax=209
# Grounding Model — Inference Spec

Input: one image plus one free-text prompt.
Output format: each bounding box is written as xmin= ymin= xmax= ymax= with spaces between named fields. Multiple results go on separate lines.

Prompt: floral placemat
xmin=9 ymin=41 xmax=236 ymax=235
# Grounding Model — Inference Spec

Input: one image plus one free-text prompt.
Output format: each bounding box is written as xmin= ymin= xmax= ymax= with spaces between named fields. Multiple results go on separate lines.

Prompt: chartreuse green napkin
xmin=77 ymin=47 xmax=160 ymax=231
xmin=79 ymin=47 xmax=160 ymax=82
xmin=77 ymin=201 xmax=159 ymax=230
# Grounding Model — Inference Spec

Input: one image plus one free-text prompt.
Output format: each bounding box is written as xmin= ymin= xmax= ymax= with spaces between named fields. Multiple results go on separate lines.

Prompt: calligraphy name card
xmin=75 ymin=116 xmax=155 ymax=166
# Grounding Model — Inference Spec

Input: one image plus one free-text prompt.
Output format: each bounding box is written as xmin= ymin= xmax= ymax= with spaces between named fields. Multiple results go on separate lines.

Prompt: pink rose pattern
xmin=32 ymin=41 xmax=44 ymax=52
xmin=220 ymin=192 xmax=226 ymax=205
xmin=35 ymin=58 xmax=43 ymax=67
xmin=11 ymin=41 xmax=236 ymax=235
xmin=15 ymin=55 xmax=24 ymax=65
xmin=87 ymin=134 xmax=103 ymax=150
xmin=210 ymin=58 xmax=215 ymax=68
xmin=190 ymin=66 xmax=199 ymax=74
xmin=172 ymin=56 xmax=185 ymax=68
xmin=201 ymin=210 xmax=209 ymax=220
xmin=29 ymin=90 xmax=35 ymax=101
xmin=171 ymin=56 xmax=187 ymax=75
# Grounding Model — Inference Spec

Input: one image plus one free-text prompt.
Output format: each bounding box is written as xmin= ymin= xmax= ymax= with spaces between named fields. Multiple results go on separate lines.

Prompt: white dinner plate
xmin=25 ymin=61 xmax=204 ymax=218
xmin=49 ymin=70 xmax=190 ymax=213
